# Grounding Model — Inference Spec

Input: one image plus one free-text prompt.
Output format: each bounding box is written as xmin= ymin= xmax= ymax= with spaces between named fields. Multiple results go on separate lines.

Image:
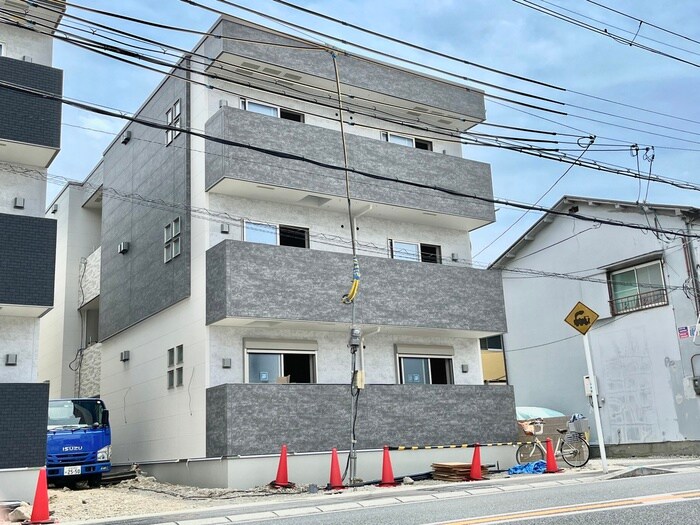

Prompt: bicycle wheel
xmin=516 ymin=442 xmax=544 ymax=464
xmin=559 ymin=436 xmax=590 ymax=467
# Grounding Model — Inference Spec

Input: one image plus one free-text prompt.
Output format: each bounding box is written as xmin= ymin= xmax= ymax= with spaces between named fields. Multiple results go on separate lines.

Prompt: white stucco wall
xmin=0 ymin=316 xmax=40 ymax=382
xmin=0 ymin=24 xmax=53 ymax=66
xmin=501 ymin=202 xmax=700 ymax=444
xmin=0 ymin=163 xmax=47 ymax=217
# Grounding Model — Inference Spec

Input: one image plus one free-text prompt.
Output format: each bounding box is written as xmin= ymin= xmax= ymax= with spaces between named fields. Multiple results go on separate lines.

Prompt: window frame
xmin=244 ymin=221 xmax=310 ymax=248
xmin=165 ymin=99 xmax=182 ymax=145
xmin=381 ymin=131 xmax=415 ymax=147
xmin=241 ymin=98 xmax=279 ymax=117
xmin=389 ymin=239 xmax=442 ymax=263
xmin=167 ymin=345 xmax=184 ymax=389
xmin=608 ymin=259 xmax=668 ymax=315
xmin=244 ymin=349 xmax=318 ymax=384
xmin=396 ymin=353 xmax=455 ymax=385
xmin=164 ymin=216 xmax=182 ymax=263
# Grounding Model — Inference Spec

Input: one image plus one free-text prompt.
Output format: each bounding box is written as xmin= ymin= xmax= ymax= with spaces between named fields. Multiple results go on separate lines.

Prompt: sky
xmin=41 ymin=0 xmax=700 ymax=265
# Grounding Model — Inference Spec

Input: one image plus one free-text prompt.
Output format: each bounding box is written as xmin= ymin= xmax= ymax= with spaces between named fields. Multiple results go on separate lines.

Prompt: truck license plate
xmin=64 ymin=466 xmax=81 ymax=476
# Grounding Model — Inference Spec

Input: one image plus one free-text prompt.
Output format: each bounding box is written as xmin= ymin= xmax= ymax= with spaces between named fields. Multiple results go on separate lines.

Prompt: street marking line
xmin=434 ymin=489 xmax=700 ymax=525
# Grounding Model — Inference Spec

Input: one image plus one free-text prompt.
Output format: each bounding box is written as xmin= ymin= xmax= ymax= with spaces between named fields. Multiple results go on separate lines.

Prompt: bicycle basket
xmin=567 ymin=418 xmax=590 ymax=433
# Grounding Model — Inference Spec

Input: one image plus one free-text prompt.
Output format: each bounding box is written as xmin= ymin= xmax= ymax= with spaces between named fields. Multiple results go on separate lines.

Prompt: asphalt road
xmin=87 ymin=464 xmax=700 ymax=525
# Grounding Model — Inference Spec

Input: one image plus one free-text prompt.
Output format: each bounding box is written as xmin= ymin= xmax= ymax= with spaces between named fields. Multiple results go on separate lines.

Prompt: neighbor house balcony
xmin=0 ymin=213 xmax=56 ymax=316
xmin=205 ymin=107 xmax=496 ymax=231
xmin=206 ymin=240 xmax=506 ymax=335
xmin=0 ymin=57 xmax=62 ymax=168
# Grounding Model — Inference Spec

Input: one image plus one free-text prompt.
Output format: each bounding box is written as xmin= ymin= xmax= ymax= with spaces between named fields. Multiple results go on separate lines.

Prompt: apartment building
xmin=41 ymin=16 xmax=513 ymax=471
xmin=0 ymin=0 xmax=63 ymax=501
xmin=495 ymin=196 xmax=700 ymax=453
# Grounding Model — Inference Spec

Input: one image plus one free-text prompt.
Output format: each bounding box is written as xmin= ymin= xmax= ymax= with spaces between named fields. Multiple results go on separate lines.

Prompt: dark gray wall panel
xmin=205 ymin=107 xmax=495 ymax=223
xmin=213 ymin=20 xmax=485 ymax=120
xmin=0 ymin=57 xmax=62 ymax=148
xmin=99 ymin=75 xmax=190 ymax=340
xmin=0 ymin=213 xmax=56 ymax=307
xmin=206 ymin=240 xmax=507 ymax=332
xmin=207 ymin=383 xmax=517 ymax=456
xmin=0 ymin=383 xmax=49 ymax=468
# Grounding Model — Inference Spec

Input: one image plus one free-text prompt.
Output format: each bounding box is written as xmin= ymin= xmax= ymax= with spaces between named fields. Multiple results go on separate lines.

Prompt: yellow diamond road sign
xmin=565 ymin=301 xmax=599 ymax=335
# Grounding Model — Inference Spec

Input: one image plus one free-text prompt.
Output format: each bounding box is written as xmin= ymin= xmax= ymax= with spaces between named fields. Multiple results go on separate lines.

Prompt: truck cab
xmin=46 ymin=398 xmax=111 ymax=488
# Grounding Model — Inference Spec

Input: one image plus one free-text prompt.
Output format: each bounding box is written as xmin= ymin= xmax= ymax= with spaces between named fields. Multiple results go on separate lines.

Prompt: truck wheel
xmin=87 ymin=474 xmax=102 ymax=488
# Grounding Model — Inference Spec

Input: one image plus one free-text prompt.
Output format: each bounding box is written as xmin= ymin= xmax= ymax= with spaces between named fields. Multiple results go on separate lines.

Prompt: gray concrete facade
xmin=0 ymin=383 xmax=48 ymax=469
xmin=206 ymin=383 xmax=517 ymax=456
xmin=0 ymin=212 xmax=56 ymax=307
xmin=99 ymin=74 xmax=191 ymax=340
xmin=205 ymin=107 xmax=495 ymax=223
xmin=206 ymin=239 xmax=506 ymax=332
xmin=207 ymin=19 xmax=485 ymax=121
xmin=0 ymin=56 xmax=62 ymax=149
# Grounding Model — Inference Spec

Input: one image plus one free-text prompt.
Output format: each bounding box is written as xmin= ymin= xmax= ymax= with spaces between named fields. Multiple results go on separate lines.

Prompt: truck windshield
xmin=48 ymin=399 xmax=105 ymax=430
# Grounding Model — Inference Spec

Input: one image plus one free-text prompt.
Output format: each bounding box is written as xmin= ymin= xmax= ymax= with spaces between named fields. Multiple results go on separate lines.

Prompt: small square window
xmin=176 ymin=345 xmax=183 ymax=364
xmin=174 ymin=99 xmax=181 ymax=117
xmin=176 ymin=367 xmax=183 ymax=387
xmin=167 ymin=370 xmax=175 ymax=389
xmin=164 ymin=243 xmax=172 ymax=263
xmin=172 ymin=238 xmax=181 ymax=258
xmin=164 ymin=223 xmax=172 ymax=242
xmin=167 ymin=348 xmax=174 ymax=367
xmin=172 ymin=217 xmax=181 ymax=237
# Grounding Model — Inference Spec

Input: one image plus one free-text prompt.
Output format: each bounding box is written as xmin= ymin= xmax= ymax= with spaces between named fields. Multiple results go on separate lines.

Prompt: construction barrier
xmin=389 ymin=441 xmax=537 ymax=451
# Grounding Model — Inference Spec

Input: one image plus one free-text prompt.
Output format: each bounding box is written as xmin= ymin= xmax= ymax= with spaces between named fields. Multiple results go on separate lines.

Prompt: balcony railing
xmin=610 ymin=288 xmax=668 ymax=315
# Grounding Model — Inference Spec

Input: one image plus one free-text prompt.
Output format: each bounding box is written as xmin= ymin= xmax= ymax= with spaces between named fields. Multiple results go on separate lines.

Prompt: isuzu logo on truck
xmin=62 ymin=446 xmax=83 ymax=452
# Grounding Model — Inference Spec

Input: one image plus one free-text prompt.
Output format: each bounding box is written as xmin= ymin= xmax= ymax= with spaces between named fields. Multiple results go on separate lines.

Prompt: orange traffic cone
xmin=378 ymin=446 xmax=398 ymax=487
xmin=545 ymin=438 xmax=562 ymax=473
xmin=28 ymin=468 xmax=55 ymax=524
xmin=270 ymin=444 xmax=295 ymax=488
xmin=468 ymin=443 xmax=484 ymax=481
xmin=328 ymin=448 xmax=345 ymax=490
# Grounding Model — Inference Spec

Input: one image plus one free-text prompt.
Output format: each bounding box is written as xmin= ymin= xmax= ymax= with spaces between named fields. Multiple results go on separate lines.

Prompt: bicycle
xmin=515 ymin=418 xmax=591 ymax=467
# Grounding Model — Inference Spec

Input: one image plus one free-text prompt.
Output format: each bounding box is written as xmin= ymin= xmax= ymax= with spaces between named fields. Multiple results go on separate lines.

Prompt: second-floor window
xmin=165 ymin=99 xmax=181 ymax=145
xmin=389 ymin=240 xmax=441 ymax=263
xmin=609 ymin=260 xmax=667 ymax=315
xmin=244 ymin=221 xmax=309 ymax=248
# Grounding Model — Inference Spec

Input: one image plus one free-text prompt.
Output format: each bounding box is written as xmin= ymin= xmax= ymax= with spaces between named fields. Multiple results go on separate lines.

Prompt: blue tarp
xmin=508 ymin=460 xmax=547 ymax=475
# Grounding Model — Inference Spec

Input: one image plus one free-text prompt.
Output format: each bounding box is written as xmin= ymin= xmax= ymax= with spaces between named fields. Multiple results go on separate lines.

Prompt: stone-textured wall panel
xmin=205 ymin=107 xmax=495 ymax=223
xmin=0 ymin=383 xmax=49 ymax=468
xmin=99 ymin=74 xmax=191 ymax=340
xmin=0 ymin=57 xmax=62 ymax=148
xmin=206 ymin=240 xmax=507 ymax=333
xmin=206 ymin=383 xmax=516 ymax=456
xmin=215 ymin=20 xmax=485 ymax=120
xmin=0 ymin=213 xmax=56 ymax=307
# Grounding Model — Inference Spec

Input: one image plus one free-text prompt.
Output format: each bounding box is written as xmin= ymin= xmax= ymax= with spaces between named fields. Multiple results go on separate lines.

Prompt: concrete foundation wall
xmin=207 ymin=383 xmax=517 ymax=456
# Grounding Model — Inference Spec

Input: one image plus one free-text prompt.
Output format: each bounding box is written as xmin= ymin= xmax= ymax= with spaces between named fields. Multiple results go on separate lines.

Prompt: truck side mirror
xmin=102 ymin=409 xmax=110 ymax=427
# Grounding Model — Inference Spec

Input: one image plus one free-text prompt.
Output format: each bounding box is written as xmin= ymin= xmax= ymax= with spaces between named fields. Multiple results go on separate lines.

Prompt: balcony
xmin=206 ymin=18 xmax=485 ymax=128
xmin=0 ymin=57 xmax=63 ymax=168
xmin=610 ymin=288 xmax=668 ymax=315
xmin=206 ymin=240 xmax=506 ymax=335
xmin=206 ymin=107 xmax=496 ymax=230
xmin=0 ymin=213 xmax=56 ymax=316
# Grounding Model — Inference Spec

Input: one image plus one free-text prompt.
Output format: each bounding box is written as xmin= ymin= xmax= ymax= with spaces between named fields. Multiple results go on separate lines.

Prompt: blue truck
xmin=46 ymin=398 xmax=111 ymax=488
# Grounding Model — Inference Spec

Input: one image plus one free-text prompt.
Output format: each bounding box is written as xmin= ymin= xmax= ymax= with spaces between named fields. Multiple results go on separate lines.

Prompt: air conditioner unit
xmin=5 ymin=353 xmax=17 ymax=366
xmin=117 ymin=241 xmax=130 ymax=254
xmin=120 ymin=351 xmax=130 ymax=362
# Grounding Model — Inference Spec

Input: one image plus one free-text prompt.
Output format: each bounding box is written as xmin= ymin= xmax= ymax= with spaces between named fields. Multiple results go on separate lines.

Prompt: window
xmin=609 ymin=260 xmax=667 ymax=315
xmin=480 ymin=335 xmax=503 ymax=351
xmin=165 ymin=99 xmax=181 ymax=145
xmin=167 ymin=345 xmax=183 ymax=389
xmin=244 ymin=221 xmax=309 ymax=248
xmin=389 ymin=240 xmax=442 ymax=263
xmin=164 ymin=217 xmax=182 ymax=263
xmin=396 ymin=344 xmax=454 ymax=384
xmin=241 ymin=99 xmax=304 ymax=122
xmin=245 ymin=339 xmax=317 ymax=383
xmin=399 ymin=357 xmax=453 ymax=384
xmin=381 ymin=132 xmax=433 ymax=151
xmin=480 ymin=335 xmax=507 ymax=384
